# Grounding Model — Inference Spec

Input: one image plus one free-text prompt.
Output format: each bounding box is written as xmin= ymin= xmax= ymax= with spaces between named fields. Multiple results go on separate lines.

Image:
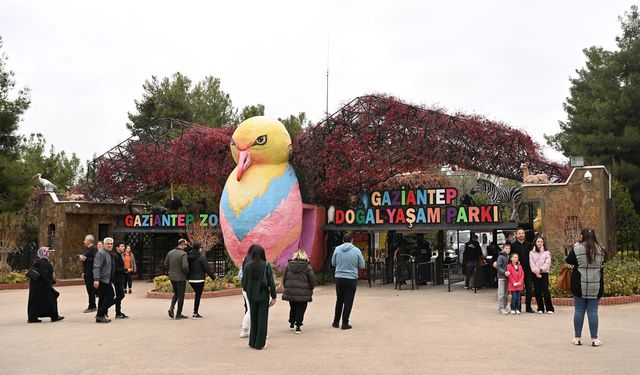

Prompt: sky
xmin=1 ymin=0 xmax=635 ymax=163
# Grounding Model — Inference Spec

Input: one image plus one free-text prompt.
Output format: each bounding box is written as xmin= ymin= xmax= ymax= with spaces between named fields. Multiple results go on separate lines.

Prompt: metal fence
xmin=8 ymin=242 xmax=39 ymax=271
xmin=616 ymin=221 xmax=640 ymax=260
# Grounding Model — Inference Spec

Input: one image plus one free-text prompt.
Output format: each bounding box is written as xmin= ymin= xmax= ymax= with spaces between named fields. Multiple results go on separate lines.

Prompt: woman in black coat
xmin=282 ymin=249 xmax=317 ymax=333
xmin=187 ymin=242 xmax=217 ymax=319
xmin=27 ymin=247 xmax=64 ymax=323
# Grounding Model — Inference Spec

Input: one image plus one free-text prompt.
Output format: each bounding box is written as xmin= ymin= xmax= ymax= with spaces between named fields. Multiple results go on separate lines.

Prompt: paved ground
xmin=1 ymin=281 xmax=638 ymax=375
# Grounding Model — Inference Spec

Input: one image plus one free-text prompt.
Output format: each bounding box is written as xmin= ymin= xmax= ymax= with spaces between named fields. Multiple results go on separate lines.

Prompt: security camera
xmin=75 ymin=203 xmax=81 ymax=208
xmin=584 ymin=170 xmax=593 ymax=182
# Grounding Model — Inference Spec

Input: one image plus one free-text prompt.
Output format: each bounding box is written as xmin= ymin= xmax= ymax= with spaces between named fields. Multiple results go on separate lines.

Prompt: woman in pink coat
xmin=507 ymin=253 xmax=525 ymax=314
xmin=529 ymin=237 xmax=554 ymax=314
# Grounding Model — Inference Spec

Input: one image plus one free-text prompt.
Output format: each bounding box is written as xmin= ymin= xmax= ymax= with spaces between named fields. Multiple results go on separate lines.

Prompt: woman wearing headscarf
xmin=241 ymin=244 xmax=276 ymax=350
xmin=27 ymin=247 xmax=64 ymax=323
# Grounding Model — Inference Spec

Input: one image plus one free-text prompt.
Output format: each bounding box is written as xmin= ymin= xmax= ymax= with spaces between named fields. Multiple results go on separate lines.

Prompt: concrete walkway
xmin=1 ymin=281 xmax=638 ymax=375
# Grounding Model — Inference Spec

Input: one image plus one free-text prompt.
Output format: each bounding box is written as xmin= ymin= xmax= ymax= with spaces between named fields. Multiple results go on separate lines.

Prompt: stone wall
xmin=522 ymin=167 xmax=614 ymax=255
xmin=37 ymin=193 xmax=139 ymax=278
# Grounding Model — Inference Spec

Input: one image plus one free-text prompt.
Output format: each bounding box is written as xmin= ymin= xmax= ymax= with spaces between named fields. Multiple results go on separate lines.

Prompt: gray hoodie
xmin=496 ymin=251 xmax=509 ymax=280
xmin=331 ymin=242 xmax=365 ymax=279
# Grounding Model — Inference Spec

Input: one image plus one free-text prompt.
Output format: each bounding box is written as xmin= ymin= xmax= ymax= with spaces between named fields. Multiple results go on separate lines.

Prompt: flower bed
xmin=147 ymin=274 xmax=243 ymax=299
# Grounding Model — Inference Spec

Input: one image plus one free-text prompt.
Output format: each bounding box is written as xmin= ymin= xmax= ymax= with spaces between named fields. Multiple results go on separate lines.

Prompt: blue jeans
xmin=573 ymin=297 xmax=599 ymax=339
xmin=510 ymin=291 xmax=522 ymax=312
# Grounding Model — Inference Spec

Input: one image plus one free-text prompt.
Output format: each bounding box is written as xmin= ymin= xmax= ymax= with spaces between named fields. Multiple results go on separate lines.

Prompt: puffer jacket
xmin=282 ymin=259 xmax=317 ymax=302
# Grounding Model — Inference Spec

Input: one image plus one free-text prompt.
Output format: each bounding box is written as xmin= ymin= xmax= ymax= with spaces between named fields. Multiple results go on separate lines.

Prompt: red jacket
xmin=507 ymin=262 xmax=525 ymax=292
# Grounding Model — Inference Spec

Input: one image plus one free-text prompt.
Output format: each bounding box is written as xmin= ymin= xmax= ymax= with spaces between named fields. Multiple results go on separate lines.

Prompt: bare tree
xmin=185 ymin=223 xmax=220 ymax=252
xmin=0 ymin=213 xmax=24 ymax=274
xmin=562 ymin=216 xmax=582 ymax=255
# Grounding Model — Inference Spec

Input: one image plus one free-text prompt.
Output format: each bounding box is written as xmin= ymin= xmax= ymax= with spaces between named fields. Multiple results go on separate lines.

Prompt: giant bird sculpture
xmin=34 ymin=173 xmax=57 ymax=192
xmin=219 ymin=117 xmax=303 ymax=269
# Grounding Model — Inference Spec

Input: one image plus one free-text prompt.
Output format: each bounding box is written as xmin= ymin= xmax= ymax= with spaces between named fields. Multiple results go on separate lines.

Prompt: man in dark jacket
xmin=93 ymin=237 xmax=115 ymax=323
xmin=282 ymin=251 xmax=317 ymax=333
xmin=510 ymin=228 xmax=534 ymax=313
xmin=79 ymin=234 xmax=98 ymax=313
xmin=113 ymin=242 xmax=129 ymax=319
xmin=463 ymin=233 xmax=482 ymax=291
xmin=164 ymin=239 xmax=189 ymax=320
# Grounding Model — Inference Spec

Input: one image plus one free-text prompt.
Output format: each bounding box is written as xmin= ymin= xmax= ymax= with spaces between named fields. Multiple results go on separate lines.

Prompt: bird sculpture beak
xmin=236 ymin=150 xmax=252 ymax=181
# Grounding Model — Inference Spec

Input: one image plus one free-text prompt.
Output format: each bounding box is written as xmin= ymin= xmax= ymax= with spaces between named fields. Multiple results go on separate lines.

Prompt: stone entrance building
xmin=522 ymin=166 xmax=615 ymax=254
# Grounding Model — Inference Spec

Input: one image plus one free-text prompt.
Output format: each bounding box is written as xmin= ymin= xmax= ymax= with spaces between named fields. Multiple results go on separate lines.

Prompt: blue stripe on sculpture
xmin=220 ymin=165 xmax=297 ymax=241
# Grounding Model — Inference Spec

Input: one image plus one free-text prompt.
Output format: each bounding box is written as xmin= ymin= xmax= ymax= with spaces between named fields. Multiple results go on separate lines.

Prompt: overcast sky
xmin=1 ymin=1 xmax=634 ymax=163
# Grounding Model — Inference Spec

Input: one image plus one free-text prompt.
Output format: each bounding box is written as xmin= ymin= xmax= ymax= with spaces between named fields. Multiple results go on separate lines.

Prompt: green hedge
xmin=549 ymin=252 xmax=640 ymax=297
xmin=153 ymin=273 xmax=241 ymax=293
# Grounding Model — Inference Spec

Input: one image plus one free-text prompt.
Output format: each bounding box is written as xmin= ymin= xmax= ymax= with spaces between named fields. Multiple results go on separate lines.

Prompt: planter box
xmin=0 ymin=278 xmax=85 ymax=291
xmin=146 ymin=288 xmax=243 ymax=299
xmin=504 ymin=294 xmax=640 ymax=306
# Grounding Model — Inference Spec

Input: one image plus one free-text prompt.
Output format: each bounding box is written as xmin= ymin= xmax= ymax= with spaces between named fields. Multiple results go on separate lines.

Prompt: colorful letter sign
xmin=124 ymin=213 xmax=219 ymax=228
xmin=331 ymin=188 xmax=500 ymax=227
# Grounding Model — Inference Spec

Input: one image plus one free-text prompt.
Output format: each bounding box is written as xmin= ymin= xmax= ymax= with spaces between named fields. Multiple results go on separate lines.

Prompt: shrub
xmin=549 ymin=251 xmax=640 ymax=297
xmin=152 ymin=275 xmax=239 ymax=293
xmin=0 ymin=271 xmax=28 ymax=284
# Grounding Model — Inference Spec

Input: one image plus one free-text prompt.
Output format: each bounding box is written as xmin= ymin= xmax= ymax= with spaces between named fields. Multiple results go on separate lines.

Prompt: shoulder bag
xmin=557 ymin=264 xmax=572 ymax=292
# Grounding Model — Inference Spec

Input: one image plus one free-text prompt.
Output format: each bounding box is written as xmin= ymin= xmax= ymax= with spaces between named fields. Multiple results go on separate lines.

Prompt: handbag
xmin=557 ymin=264 xmax=572 ymax=292
xmin=27 ymin=267 xmax=40 ymax=280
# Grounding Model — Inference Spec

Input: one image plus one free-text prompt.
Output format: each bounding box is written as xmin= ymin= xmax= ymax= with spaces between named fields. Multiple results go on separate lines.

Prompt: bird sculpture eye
xmin=254 ymin=135 xmax=267 ymax=146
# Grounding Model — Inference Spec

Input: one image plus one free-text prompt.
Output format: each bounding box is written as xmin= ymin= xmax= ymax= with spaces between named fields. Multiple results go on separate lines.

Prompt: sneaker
xmin=83 ymin=307 xmax=97 ymax=313
xmin=192 ymin=313 xmax=203 ymax=319
xmin=95 ymin=316 xmax=111 ymax=323
xmin=295 ymin=327 xmax=301 ymax=334
xmin=526 ymin=308 xmax=535 ymax=313
xmin=332 ymin=322 xmax=340 ymax=328
xmin=547 ymin=311 xmax=554 ymax=315
xmin=516 ymin=310 xmax=521 ymax=315
xmin=499 ymin=309 xmax=509 ymax=315
xmin=571 ymin=337 xmax=582 ymax=346
xmin=240 ymin=332 xmax=249 ymax=338
xmin=341 ymin=324 xmax=352 ymax=330
xmin=115 ymin=313 xmax=129 ymax=319
xmin=537 ymin=311 xmax=544 ymax=314
xmin=289 ymin=323 xmax=295 ymax=331
xmin=168 ymin=308 xmax=174 ymax=319
xmin=591 ymin=339 xmax=603 ymax=347
xmin=175 ymin=314 xmax=188 ymax=320
xmin=28 ymin=319 xmax=42 ymax=323
xmin=510 ymin=311 xmax=516 ymax=315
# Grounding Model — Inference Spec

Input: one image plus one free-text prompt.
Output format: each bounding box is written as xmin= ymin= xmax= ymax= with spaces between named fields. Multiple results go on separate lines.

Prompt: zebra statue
xmin=470 ymin=178 xmax=522 ymax=222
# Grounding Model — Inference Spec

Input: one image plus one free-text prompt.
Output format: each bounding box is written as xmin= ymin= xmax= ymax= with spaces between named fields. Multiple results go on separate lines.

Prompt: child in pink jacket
xmin=507 ymin=253 xmax=525 ymax=314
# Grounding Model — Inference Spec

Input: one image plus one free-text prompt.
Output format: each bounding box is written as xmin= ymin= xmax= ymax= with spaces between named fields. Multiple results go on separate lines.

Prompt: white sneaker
xmin=537 ymin=311 xmax=543 ymax=314
xmin=510 ymin=311 xmax=516 ymax=315
xmin=516 ymin=310 xmax=521 ymax=315
xmin=571 ymin=337 xmax=582 ymax=346
xmin=547 ymin=311 xmax=554 ymax=315
xmin=240 ymin=332 xmax=249 ymax=338
xmin=499 ymin=309 xmax=509 ymax=315
xmin=591 ymin=339 xmax=603 ymax=347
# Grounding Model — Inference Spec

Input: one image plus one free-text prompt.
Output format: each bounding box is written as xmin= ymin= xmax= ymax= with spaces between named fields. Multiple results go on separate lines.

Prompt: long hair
xmin=580 ymin=228 xmax=600 ymax=264
xmin=249 ymin=244 xmax=266 ymax=279
xmin=533 ymin=236 xmax=545 ymax=253
xmin=243 ymin=244 xmax=257 ymax=268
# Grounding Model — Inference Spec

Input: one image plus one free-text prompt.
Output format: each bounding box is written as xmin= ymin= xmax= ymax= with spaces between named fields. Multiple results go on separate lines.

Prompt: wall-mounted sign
xmin=331 ymin=188 xmax=499 ymax=228
xmin=124 ymin=213 xmax=219 ymax=228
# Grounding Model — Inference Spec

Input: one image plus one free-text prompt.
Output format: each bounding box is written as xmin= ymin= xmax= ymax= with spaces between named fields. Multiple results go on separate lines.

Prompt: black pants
xmin=524 ymin=271 xmax=533 ymax=309
xmin=465 ymin=261 xmax=478 ymax=288
xmin=189 ymin=281 xmax=204 ymax=314
xmin=170 ymin=280 xmax=186 ymax=316
xmin=533 ymin=273 xmax=554 ymax=312
xmin=84 ymin=276 xmax=96 ymax=309
xmin=249 ymin=299 xmax=269 ymax=349
xmin=97 ymin=282 xmax=115 ymax=318
xmin=288 ymin=301 xmax=309 ymax=327
xmin=125 ymin=273 xmax=133 ymax=289
xmin=334 ymin=278 xmax=357 ymax=325
xmin=113 ymin=281 xmax=125 ymax=314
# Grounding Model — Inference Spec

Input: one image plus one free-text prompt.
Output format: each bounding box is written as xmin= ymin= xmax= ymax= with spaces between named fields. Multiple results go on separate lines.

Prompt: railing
xmin=616 ymin=221 xmax=640 ymax=260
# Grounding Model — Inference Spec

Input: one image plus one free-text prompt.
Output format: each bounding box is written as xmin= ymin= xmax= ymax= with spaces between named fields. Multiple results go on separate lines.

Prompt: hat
xmin=177 ymin=239 xmax=188 ymax=246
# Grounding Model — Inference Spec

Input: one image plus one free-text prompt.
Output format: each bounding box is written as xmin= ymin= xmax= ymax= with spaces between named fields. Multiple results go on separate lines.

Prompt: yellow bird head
xmin=230 ymin=116 xmax=292 ymax=181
